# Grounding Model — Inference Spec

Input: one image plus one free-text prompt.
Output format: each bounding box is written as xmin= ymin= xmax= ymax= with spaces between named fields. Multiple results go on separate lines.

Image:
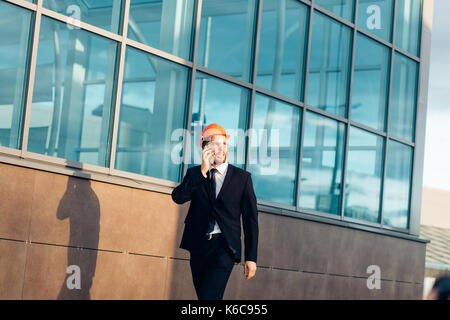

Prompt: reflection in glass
xmin=389 ymin=52 xmax=418 ymax=142
xmin=0 ymin=2 xmax=32 ymax=149
xmin=315 ymin=0 xmax=355 ymax=22
xmin=42 ymin=0 xmax=123 ymax=34
xmin=115 ymin=47 xmax=189 ymax=182
xmin=395 ymin=0 xmax=422 ymax=56
xmin=128 ymin=0 xmax=195 ymax=60
xmin=357 ymin=0 xmax=394 ymax=42
xmin=351 ymin=33 xmax=390 ymax=131
xmin=197 ymin=0 xmax=257 ymax=81
xmin=299 ymin=112 xmax=345 ymax=215
xmin=307 ymin=12 xmax=352 ymax=117
xmin=256 ymin=0 xmax=309 ymax=100
xmin=28 ymin=16 xmax=118 ymax=167
xmin=249 ymin=94 xmax=301 ymax=206
xmin=383 ymin=140 xmax=412 ymax=229
xmin=190 ymin=72 xmax=250 ymax=168
xmin=344 ymin=127 xmax=384 ymax=223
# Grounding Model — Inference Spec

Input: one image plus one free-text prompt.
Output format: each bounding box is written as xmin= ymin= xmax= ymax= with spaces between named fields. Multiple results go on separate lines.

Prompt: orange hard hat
xmin=200 ymin=123 xmax=230 ymax=149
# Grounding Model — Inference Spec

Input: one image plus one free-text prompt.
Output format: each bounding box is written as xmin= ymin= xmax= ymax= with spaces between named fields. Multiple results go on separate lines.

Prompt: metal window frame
xmin=338 ymin=0 xmax=359 ymax=223
xmin=294 ymin=0 xmax=314 ymax=211
xmin=409 ymin=0 xmax=433 ymax=236
xmin=17 ymin=0 xmax=41 ymax=157
xmin=0 ymin=0 xmax=433 ymax=239
xmin=108 ymin=0 xmax=129 ymax=175
xmin=378 ymin=0 xmax=401 ymax=230
xmin=182 ymin=0 xmax=203 ymax=179
xmin=244 ymin=0 xmax=262 ymax=172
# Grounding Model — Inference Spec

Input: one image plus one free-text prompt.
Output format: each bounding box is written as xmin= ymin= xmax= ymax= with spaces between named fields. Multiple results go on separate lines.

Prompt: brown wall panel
xmin=255 ymin=214 xmax=278 ymax=268
xmin=126 ymin=187 xmax=189 ymax=259
xmin=29 ymin=172 xmax=76 ymax=247
xmin=298 ymin=272 xmax=329 ymax=300
xmin=90 ymin=181 xmax=132 ymax=252
xmin=271 ymin=216 xmax=305 ymax=271
xmin=0 ymin=163 xmax=427 ymax=299
xmin=95 ymin=253 xmax=167 ymax=299
xmin=298 ymin=220 xmax=333 ymax=274
xmin=0 ymin=240 xmax=27 ymax=299
xmin=120 ymin=254 xmax=168 ymax=299
xmin=0 ymin=163 xmax=35 ymax=240
xmin=22 ymin=243 xmax=68 ymax=299
xmin=164 ymin=258 xmax=197 ymax=300
xmin=227 ymin=266 xmax=273 ymax=300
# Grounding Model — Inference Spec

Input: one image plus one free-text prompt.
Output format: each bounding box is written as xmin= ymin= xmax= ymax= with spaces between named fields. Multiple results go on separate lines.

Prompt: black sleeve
xmin=240 ymin=172 xmax=259 ymax=263
xmin=171 ymin=166 xmax=209 ymax=204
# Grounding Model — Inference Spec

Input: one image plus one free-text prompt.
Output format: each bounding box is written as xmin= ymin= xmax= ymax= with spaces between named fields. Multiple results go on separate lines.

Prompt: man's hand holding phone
xmin=201 ymin=141 xmax=215 ymax=178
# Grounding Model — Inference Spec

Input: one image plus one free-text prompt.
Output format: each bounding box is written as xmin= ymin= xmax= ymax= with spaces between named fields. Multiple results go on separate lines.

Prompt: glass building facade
xmin=0 ymin=0 xmax=424 ymax=232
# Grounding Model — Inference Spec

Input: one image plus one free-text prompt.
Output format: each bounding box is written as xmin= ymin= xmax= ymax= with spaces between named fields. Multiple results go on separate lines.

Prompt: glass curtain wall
xmin=189 ymin=72 xmax=250 ymax=169
xmin=249 ymin=93 xmax=301 ymax=206
xmin=115 ymin=47 xmax=190 ymax=182
xmin=42 ymin=0 xmax=124 ymax=33
xmin=307 ymin=11 xmax=352 ymax=118
xmin=357 ymin=0 xmax=394 ymax=41
xmin=197 ymin=0 xmax=257 ymax=81
xmin=128 ymin=0 xmax=195 ymax=60
xmin=28 ymin=16 xmax=119 ymax=167
xmin=0 ymin=0 xmax=424 ymax=231
xmin=256 ymin=0 xmax=309 ymax=101
xmin=299 ymin=111 xmax=345 ymax=215
xmin=0 ymin=1 xmax=33 ymax=149
xmin=351 ymin=33 xmax=390 ymax=131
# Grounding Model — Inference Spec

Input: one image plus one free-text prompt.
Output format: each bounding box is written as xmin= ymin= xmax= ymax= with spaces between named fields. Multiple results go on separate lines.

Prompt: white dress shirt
xmin=208 ymin=161 xmax=228 ymax=234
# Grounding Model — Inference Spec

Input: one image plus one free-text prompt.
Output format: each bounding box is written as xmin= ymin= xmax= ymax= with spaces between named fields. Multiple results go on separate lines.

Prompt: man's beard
xmin=214 ymin=154 xmax=226 ymax=165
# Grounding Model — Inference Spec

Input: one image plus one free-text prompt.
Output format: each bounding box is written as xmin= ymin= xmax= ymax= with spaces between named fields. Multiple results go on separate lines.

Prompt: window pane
xmin=395 ymin=0 xmax=422 ymax=56
xmin=128 ymin=0 xmax=195 ymax=60
xmin=42 ymin=0 xmax=123 ymax=34
xmin=389 ymin=52 xmax=418 ymax=142
xmin=299 ymin=112 xmax=345 ymax=215
xmin=351 ymin=33 xmax=390 ymax=131
xmin=249 ymin=94 xmax=301 ymax=206
xmin=307 ymin=11 xmax=352 ymax=117
xmin=383 ymin=140 xmax=412 ymax=229
xmin=28 ymin=16 xmax=118 ymax=167
xmin=256 ymin=0 xmax=309 ymax=101
xmin=357 ymin=0 xmax=394 ymax=42
xmin=190 ymin=72 xmax=250 ymax=168
xmin=0 ymin=2 xmax=33 ymax=149
xmin=115 ymin=47 xmax=189 ymax=182
xmin=344 ymin=127 xmax=384 ymax=223
xmin=315 ymin=0 xmax=355 ymax=22
xmin=197 ymin=0 xmax=257 ymax=81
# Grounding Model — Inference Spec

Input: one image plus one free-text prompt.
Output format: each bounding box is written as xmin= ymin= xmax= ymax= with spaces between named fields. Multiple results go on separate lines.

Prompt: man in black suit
xmin=171 ymin=123 xmax=258 ymax=300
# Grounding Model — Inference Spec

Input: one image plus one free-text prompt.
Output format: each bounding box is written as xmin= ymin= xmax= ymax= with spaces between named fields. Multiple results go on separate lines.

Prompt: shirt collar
xmin=210 ymin=161 xmax=228 ymax=175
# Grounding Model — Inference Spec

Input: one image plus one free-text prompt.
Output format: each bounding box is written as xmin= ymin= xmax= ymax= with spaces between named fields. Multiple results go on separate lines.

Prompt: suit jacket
xmin=171 ymin=164 xmax=258 ymax=263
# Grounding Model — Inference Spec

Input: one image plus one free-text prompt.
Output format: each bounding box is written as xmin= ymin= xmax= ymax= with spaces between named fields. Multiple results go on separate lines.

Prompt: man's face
xmin=210 ymin=135 xmax=227 ymax=164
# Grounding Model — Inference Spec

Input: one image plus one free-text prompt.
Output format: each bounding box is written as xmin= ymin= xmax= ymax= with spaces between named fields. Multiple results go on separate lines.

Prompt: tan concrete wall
xmin=421 ymin=187 xmax=450 ymax=229
xmin=0 ymin=162 xmax=425 ymax=299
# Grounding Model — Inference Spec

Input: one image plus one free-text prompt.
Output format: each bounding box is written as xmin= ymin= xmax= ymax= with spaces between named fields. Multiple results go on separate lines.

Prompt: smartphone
xmin=201 ymin=138 xmax=212 ymax=149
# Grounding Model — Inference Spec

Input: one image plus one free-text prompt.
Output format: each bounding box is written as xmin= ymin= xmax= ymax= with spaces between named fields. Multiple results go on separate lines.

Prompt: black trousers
xmin=189 ymin=235 xmax=235 ymax=300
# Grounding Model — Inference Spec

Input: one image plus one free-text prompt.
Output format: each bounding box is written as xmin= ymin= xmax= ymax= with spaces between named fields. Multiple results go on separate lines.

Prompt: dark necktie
xmin=207 ymin=168 xmax=218 ymax=234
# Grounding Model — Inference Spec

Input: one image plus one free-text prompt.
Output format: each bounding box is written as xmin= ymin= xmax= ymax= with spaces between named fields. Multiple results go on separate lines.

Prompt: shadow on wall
xmin=56 ymin=175 xmax=100 ymax=300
